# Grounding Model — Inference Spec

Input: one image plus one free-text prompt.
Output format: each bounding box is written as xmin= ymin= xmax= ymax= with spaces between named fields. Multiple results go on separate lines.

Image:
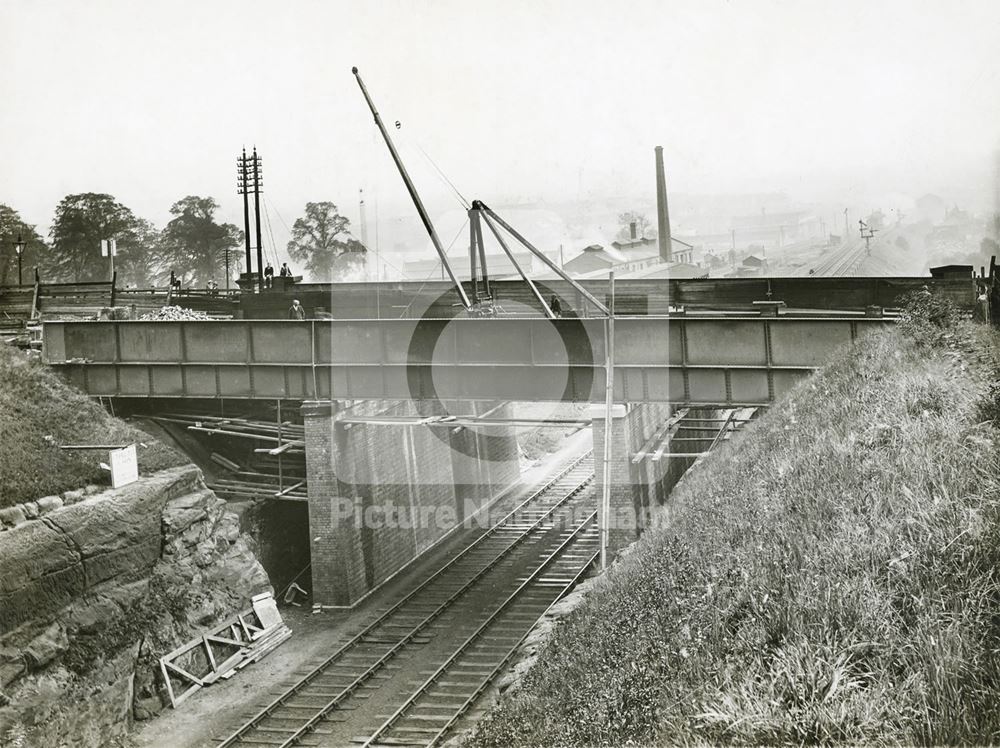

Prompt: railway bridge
xmin=40 ymin=274 xmax=976 ymax=607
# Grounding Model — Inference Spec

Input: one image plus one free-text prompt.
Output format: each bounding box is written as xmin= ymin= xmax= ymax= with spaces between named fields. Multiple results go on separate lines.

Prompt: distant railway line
xmin=216 ymin=452 xmax=598 ymax=748
xmin=811 ymin=239 xmax=867 ymax=277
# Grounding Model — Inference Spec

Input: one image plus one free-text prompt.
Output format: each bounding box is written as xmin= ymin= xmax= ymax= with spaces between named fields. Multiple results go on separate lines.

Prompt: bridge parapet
xmin=43 ymin=314 xmax=891 ymax=405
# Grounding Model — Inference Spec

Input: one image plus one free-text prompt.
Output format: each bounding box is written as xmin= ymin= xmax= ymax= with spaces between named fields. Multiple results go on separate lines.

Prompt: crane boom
xmin=352 ymin=66 xmax=471 ymax=309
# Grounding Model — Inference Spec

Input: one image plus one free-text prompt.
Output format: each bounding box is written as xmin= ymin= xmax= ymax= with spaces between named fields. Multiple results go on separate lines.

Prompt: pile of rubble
xmin=138 ymin=306 xmax=213 ymax=321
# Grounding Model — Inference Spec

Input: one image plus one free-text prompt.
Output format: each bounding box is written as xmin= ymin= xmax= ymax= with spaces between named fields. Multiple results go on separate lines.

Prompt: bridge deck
xmin=239 ymin=276 xmax=974 ymax=319
xmin=44 ymin=314 xmax=890 ymax=405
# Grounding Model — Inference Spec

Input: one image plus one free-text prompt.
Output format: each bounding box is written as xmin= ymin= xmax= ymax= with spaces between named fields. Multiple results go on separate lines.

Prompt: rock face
xmin=0 ymin=465 xmax=272 ymax=747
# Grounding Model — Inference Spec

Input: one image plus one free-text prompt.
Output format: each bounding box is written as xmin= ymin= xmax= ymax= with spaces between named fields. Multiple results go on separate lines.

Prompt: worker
xmin=288 ymin=299 xmax=306 ymax=320
xmin=280 ymin=262 xmax=291 ymax=278
xmin=264 ymin=263 xmax=274 ymax=288
xmin=550 ymin=295 xmax=562 ymax=317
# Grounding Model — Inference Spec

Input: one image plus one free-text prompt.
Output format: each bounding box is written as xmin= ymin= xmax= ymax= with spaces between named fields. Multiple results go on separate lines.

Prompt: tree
xmin=616 ymin=211 xmax=651 ymax=242
xmin=114 ymin=218 xmax=162 ymax=288
xmin=158 ymin=196 xmax=243 ymax=288
xmin=287 ymin=202 xmax=366 ymax=282
xmin=0 ymin=204 xmax=47 ymax=286
xmin=48 ymin=193 xmax=151 ymax=283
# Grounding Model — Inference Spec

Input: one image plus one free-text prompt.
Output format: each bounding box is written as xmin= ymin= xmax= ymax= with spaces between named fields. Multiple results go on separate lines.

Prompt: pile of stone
xmin=138 ymin=306 xmax=212 ymax=321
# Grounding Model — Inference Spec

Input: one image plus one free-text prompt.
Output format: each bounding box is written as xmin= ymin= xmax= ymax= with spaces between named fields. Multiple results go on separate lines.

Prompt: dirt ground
xmin=131 ymin=427 xmax=593 ymax=748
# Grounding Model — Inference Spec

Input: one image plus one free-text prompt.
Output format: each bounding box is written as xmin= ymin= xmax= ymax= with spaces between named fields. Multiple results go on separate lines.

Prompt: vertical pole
xmin=241 ymin=149 xmax=252 ymax=280
xmin=225 ymin=249 xmax=230 ymax=291
xmin=472 ymin=205 xmax=490 ymax=299
xmin=374 ymin=192 xmax=381 ymax=317
xmin=374 ymin=193 xmax=380 ymax=280
xmin=469 ymin=208 xmax=479 ymax=303
xmin=277 ymin=399 xmax=283 ymax=493
xmin=253 ymin=148 xmax=264 ymax=294
xmin=600 ymin=271 xmax=615 ymax=570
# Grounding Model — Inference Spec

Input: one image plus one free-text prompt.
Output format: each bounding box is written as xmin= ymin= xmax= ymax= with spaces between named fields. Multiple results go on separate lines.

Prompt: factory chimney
xmin=359 ymin=189 xmax=369 ymax=249
xmin=655 ymin=146 xmax=672 ymax=262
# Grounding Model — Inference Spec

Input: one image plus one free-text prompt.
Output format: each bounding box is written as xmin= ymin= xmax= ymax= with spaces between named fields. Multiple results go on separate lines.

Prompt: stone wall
xmin=0 ymin=465 xmax=271 ymax=747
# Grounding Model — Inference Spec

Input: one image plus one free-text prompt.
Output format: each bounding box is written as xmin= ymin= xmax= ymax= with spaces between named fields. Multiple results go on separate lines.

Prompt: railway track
xmin=813 ymin=240 xmax=866 ymax=277
xmin=359 ymin=513 xmax=599 ymax=747
xmin=216 ymin=452 xmax=597 ymax=748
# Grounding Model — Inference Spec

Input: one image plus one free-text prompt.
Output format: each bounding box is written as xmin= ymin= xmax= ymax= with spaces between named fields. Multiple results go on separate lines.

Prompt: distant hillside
xmin=468 ymin=297 xmax=1000 ymax=746
xmin=0 ymin=345 xmax=186 ymax=507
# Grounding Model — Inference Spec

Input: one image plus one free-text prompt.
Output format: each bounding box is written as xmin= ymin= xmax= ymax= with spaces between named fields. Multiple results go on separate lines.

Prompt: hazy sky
xmin=2 ymin=0 xmax=1000 ymax=253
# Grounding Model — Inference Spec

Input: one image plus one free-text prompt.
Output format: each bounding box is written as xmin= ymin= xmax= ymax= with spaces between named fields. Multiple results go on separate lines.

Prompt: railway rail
xmin=216 ymin=452 xmax=597 ymax=748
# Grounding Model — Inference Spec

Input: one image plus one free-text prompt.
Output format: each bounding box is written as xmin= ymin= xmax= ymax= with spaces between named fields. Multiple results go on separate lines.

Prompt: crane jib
xmin=352 ymin=66 xmax=472 ymax=310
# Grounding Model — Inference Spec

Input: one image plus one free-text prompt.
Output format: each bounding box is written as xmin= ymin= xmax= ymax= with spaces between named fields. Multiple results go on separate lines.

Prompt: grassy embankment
xmin=0 ymin=345 xmax=186 ymax=508
xmin=468 ymin=296 xmax=1000 ymax=746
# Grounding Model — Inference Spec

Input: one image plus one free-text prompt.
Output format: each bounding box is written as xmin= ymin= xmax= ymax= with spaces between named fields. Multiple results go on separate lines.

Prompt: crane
xmin=352 ymin=66 xmax=609 ymax=319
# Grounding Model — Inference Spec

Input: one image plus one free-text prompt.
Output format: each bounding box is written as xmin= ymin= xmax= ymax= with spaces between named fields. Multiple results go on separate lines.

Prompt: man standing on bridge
xmin=288 ymin=299 xmax=306 ymax=320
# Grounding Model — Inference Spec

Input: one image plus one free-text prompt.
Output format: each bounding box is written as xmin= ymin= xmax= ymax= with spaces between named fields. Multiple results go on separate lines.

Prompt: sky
xmin=2 ymin=0 xmax=1000 ymax=265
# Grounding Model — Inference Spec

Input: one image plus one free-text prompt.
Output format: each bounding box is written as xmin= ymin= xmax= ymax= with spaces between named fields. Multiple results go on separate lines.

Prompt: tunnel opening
xmin=233 ymin=498 xmax=311 ymax=599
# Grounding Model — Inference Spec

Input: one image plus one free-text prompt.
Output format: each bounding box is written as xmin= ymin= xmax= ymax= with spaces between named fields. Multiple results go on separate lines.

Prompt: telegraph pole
xmin=237 ymin=149 xmax=253 ymax=282
xmin=252 ymin=147 xmax=264 ymax=293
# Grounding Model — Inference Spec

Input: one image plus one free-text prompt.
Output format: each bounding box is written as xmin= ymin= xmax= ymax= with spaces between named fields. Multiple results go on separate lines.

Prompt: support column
xmin=302 ymin=401 xmax=368 ymax=607
xmin=590 ymin=403 xmax=639 ymax=553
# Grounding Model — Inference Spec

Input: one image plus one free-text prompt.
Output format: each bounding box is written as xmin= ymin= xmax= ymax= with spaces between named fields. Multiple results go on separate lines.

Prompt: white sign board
xmin=109 ymin=444 xmax=138 ymax=488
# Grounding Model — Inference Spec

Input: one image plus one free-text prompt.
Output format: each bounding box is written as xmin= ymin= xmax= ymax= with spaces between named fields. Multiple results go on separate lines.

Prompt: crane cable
xmin=415 ymin=142 xmax=471 ymax=211
xmin=261 ymin=199 xmax=281 ymax=268
xmin=394 ymin=119 xmax=471 ymax=211
xmin=399 ymin=217 xmax=470 ymax=318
